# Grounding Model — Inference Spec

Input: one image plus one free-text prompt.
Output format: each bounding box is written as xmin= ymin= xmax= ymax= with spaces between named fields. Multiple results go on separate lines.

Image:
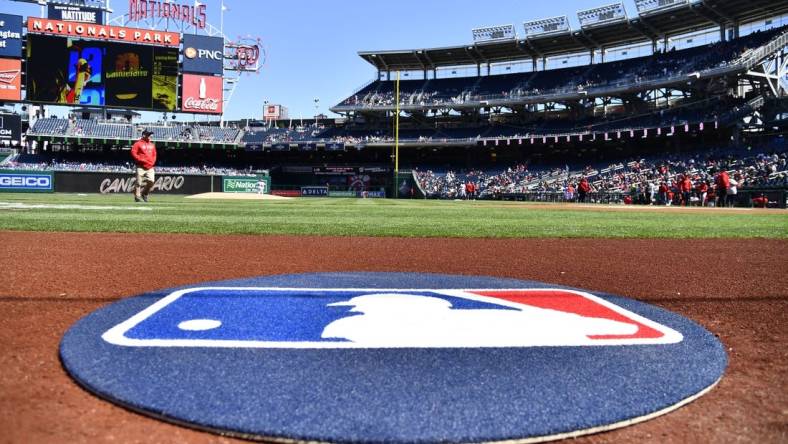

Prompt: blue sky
xmin=0 ymin=0 xmax=759 ymax=121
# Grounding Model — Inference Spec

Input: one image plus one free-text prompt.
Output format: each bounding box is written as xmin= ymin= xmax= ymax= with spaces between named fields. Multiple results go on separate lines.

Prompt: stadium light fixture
xmin=634 ymin=0 xmax=689 ymax=15
xmin=577 ymin=3 xmax=628 ymax=28
xmin=523 ymin=16 xmax=571 ymax=38
xmin=472 ymin=24 xmax=517 ymax=43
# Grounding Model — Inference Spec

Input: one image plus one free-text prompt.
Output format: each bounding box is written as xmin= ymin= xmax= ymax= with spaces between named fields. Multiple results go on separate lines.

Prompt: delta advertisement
xmin=182 ymin=34 xmax=224 ymax=75
xmin=181 ymin=73 xmax=223 ymax=114
xmin=0 ymin=13 xmax=23 ymax=58
xmin=48 ymin=4 xmax=105 ymax=25
xmin=25 ymin=35 xmax=178 ymax=110
xmin=0 ymin=58 xmax=21 ymax=101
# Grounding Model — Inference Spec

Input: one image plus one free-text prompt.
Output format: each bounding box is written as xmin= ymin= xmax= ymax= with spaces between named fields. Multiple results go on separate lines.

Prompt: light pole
xmin=314 ymin=98 xmax=320 ymax=126
xmin=263 ymin=100 xmax=269 ymax=126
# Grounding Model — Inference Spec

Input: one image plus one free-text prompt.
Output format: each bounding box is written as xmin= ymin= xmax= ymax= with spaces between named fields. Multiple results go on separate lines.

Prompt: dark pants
xmin=717 ymin=190 xmax=727 ymax=207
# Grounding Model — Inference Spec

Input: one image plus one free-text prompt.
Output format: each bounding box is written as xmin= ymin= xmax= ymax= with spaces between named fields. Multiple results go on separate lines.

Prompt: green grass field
xmin=0 ymin=193 xmax=786 ymax=238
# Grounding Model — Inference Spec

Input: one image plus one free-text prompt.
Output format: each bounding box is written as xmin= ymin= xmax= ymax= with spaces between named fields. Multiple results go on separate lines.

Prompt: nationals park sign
xmin=27 ymin=18 xmax=180 ymax=47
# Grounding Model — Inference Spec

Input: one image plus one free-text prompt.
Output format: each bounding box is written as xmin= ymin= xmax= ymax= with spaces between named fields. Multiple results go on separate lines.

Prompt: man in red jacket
xmin=131 ymin=129 xmax=157 ymax=202
xmin=679 ymin=174 xmax=693 ymax=206
xmin=714 ymin=169 xmax=730 ymax=208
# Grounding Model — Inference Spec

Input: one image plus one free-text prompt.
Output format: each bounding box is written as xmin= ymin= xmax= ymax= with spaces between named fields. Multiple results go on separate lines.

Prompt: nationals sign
xmin=27 ymin=18 xmax=180 ymax=47
xmin=180 ymin=74 xmax=222 ymax=114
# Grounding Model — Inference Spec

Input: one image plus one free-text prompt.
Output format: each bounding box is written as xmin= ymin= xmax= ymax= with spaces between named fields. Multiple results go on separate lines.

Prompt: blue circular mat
xmin=60 ymin=272 xmax=726 ymax=443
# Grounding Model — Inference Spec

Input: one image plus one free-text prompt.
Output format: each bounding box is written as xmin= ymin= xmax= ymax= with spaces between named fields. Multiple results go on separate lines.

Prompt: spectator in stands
xmin=648 ymin=181 xmax=658 ymax=205
xmin=577 ymin=178 xmax=591 ymax=203
xmin=679 ymin=174 xmax=693 ymax=206
xmin=728 ymin=173 xmax=740 ymax=207
xmin=564 ymin=183 xmax=575 ymax=202
xmin=752 ymin=194 xmax=768 ymax=208
xmin=697 ymin=180 xmax=709 ymax=207
xmin=715 ymin=169 xmax=730 ymax=207
xmin=130 ymin=129 xmax=157 ymax=202
xmin=658 ymin=181 xmax=670 ymax=206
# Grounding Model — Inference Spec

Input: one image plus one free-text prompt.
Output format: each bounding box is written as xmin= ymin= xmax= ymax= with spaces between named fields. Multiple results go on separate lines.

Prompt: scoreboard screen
xmin=25 ymin=34 xmax=178 ymax=111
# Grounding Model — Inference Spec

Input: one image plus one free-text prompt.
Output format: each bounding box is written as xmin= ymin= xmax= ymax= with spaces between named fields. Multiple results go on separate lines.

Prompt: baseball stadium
xmin=0 ymin=0 xmax=787 ymax=443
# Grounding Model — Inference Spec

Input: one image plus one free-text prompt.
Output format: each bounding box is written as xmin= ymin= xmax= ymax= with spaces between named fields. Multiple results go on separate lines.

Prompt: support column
xmin=720 ymin=24 xmax=726 ymax=42
xmin=532 ymin=57 xmax=537 ymax=71
xmin=477 ymin=63 xmax=481 ymax=77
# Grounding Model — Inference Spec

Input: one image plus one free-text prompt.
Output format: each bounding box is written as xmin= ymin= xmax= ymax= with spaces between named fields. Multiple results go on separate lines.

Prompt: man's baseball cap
xmin=141 ymin=129 xmax=153 ymax=136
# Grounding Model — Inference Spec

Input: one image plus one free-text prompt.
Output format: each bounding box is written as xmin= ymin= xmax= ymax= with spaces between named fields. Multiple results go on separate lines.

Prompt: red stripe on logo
xmin=472 ymin=290 xmax=664 ymax=340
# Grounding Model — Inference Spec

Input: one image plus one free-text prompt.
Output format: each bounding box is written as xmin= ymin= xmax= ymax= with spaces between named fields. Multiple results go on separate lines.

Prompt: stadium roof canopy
xmin=359 ymin=0 xmax=788 ymax=71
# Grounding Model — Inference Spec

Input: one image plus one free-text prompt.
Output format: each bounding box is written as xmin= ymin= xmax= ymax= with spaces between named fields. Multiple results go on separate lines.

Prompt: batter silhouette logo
xmin=102 ymin=287 xmax=683 ymax=348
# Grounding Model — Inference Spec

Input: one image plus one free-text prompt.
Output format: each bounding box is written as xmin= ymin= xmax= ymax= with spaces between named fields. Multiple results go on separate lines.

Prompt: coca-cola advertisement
xmin=180 ymin=73 xmax=222 ymax=114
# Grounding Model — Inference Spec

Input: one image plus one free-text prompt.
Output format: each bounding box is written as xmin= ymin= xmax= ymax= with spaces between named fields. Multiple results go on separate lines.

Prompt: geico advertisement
xmin=0 ymin=173 xmax=53 ymax=192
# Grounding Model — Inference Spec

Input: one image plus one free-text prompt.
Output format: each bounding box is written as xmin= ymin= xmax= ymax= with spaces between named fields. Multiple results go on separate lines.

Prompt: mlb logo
xmin=103 ymin=288 xmax=683 ymax=348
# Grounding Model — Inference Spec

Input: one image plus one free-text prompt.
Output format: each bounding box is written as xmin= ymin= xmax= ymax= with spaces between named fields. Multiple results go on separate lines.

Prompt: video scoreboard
xmin=9 ymin=15 xmax=225 ymax=115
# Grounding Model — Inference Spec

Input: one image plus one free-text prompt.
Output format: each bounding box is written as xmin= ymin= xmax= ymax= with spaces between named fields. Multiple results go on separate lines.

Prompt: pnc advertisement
xmin=182 ymin=34 xmax=224 ymax=75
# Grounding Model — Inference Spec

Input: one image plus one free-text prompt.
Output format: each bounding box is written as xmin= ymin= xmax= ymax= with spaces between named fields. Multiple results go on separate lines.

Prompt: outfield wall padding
xmin=54 ymin=172 xmax=222 ymax=195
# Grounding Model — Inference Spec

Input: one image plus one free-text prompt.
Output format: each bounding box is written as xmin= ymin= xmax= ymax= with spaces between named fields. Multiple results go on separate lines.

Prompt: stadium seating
xmin=415 ymin=145 xmax=788 ymax=202
xmin=336 ymin=25 xmax=788 ymax=110
xmin=30 ymin=118 xmax=69 ymax=136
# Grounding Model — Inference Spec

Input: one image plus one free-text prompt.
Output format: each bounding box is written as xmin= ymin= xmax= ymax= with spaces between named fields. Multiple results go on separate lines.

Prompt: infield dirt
xmin=0 ymin=232 xmax=786 ymax=443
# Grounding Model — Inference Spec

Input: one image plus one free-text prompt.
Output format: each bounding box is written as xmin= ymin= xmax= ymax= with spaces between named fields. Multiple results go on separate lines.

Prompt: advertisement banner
xmin=324 ymin=142 xmax=345 ymax=151
xmin=298 ymin=143 xmax=317 ymax=151
xmin=181 ymin=74 xmax=223 ymax=114
xmin=182 ymin=34 xmax=224 ymax=75
xmin=54 ymin=171 xmax=218 ymax=194
xmin=48 ymin=4 xmax=105 ymax=25
xmin=301 ymin=186 xmax=328 ymax=197
xmin=27 ymin=18 xmax=180 ymax=47
xmin=222 ymin=176 xmax=269 ymax=194
xmin=0 ymin=14 xmax=23 ymax=58
xmin=0 ymin=114 xmax=21 ymax=141
xmin=270 ymin=143 xmax=289 ymax=151
xmin=328 ymin=191 xmax=356 ymax=198
xmin=0 ymin=58 xmax=21 ymax=101
xmin=0 ymin=171 xmax=54 ymax=192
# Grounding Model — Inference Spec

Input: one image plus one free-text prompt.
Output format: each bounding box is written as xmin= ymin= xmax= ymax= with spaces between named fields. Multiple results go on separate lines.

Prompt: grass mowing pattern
xmin=0 ymin=193 xmax=786 ymax=238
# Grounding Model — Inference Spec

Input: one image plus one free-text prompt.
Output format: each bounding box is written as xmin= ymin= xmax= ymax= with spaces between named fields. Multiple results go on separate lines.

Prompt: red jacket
xmin=680 ymin=177 xmax=692 ymax=193
xmin=131 ymin=139 xmax=157 ymax=170
xmin=578 ymin=179 xmax=591 ymax=193
xmin=715 ymin=171 xmax=730 ymax=191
